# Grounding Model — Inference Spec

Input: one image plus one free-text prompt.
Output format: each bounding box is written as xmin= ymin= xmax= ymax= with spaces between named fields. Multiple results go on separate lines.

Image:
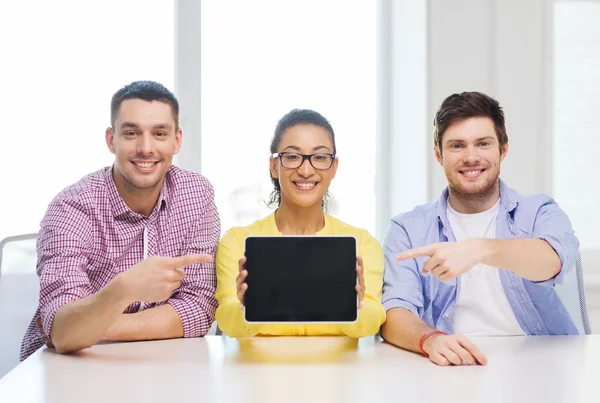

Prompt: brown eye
xmin=284 ymin=154 xmax=300 ymax=161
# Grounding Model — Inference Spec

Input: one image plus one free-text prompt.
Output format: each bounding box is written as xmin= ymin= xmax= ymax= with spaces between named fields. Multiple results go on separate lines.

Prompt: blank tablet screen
xmin=244 ymin=236 xmax=357 ymax=323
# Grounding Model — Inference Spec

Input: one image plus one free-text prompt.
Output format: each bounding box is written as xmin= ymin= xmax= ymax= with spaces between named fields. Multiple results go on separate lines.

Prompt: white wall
xmin=376 ymin=0 xmax=428 ymax=241
xmin=175 ymin=0 xmax=203 ymax=174
xmin=427 ymin=0 xmax=552 ymax=199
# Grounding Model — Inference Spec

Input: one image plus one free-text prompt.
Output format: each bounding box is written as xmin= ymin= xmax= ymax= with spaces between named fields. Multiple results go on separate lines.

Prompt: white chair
xmin=555 ymin=255 xmax=592 ymax=335
xmin=0 ymin=233 xmax=37 ymax=275
xmin=0 ymin=233 xmax=39 ymax=379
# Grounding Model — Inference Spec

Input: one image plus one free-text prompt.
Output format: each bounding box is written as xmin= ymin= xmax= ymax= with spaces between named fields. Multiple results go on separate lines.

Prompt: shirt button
xmin=444 ymin=313 xmax=449 ymax=319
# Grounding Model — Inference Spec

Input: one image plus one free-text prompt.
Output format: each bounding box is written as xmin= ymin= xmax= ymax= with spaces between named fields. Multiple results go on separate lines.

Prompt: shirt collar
xmin=106 ymin=165 xmax=170 ymax=220
xmin=436 ymin=178 xmax=519 ymax=227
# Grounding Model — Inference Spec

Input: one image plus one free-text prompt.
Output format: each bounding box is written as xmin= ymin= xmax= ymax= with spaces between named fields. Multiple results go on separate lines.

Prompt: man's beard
xmin=448 ymin=170 xmax=500 ymax=206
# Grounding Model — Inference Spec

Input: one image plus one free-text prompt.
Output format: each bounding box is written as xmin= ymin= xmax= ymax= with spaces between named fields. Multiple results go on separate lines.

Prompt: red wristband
xmin=418 ymin=330 xmax=447 ymax=357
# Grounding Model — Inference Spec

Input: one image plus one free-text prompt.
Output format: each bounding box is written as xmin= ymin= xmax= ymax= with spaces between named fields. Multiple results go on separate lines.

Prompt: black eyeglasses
xmin=272 ymin=152 xmax=336 ymax=170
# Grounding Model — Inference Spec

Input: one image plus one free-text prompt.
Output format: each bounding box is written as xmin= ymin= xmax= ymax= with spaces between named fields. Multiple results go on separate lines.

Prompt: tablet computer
xmin=243 ymin=235 xmax=358 ymax=323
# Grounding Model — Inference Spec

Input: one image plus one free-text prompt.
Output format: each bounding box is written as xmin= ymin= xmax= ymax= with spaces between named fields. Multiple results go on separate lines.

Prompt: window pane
xmin=553 ymin=1 xmax=600 ymax=250
xmin=201 ymin=0 xmax=376 ymax=235
xmin=0 ymin=0 xmax=174 ymax=241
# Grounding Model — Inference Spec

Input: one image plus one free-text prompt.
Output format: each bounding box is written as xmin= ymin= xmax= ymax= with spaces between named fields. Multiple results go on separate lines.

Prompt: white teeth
xmin=136 ymin=162 xmax=155 ymax=168
xmin=296 ymin=182 xmax=316 ymax=188
xmin=463 ymin=170 xmax=481 ymax=177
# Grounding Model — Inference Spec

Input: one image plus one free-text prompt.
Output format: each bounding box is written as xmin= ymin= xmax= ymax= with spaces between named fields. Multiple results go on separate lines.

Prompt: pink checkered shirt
xmin=20 ymin=165 xmax=220 ymax=360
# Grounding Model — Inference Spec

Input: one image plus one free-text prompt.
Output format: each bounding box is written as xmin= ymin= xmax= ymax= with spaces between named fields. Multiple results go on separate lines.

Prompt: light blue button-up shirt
xmin=382 ymin=179 xmax=580 ymax=335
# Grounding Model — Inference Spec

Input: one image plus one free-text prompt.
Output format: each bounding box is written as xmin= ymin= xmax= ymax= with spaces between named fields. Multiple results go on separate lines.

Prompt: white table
xmin=0 ymin=335 xmax=598 ymax=403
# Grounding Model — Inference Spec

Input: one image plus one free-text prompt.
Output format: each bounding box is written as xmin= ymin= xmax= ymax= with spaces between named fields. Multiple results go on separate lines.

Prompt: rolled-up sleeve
xmin=168 ymin=184 xmax=221 ymax=338
xmin=531 ymin=200 xmax=580 ymax=287
xmin=382 ymin=218 xmax=425 ymax=317
xmin=38 ymin=199 xmax=94 ymax=339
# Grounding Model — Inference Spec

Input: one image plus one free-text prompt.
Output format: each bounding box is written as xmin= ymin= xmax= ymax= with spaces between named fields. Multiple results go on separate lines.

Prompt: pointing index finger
xmin=395 ymin=246 xmax=434 ymax=261
xmin=171 ymin=254 xmax=214 ymax=269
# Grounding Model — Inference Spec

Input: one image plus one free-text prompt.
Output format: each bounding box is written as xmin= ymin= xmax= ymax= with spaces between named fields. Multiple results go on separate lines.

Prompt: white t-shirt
xmin=447 ymin=199 xmax=525 ymax=336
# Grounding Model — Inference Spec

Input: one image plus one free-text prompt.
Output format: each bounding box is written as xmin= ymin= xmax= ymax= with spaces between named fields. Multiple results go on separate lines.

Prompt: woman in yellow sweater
xmin=215 ymin=109 xmax=385 ymax=337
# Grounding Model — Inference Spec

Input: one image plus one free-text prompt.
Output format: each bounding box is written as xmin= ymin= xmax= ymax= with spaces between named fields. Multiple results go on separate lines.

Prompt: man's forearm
xmin=104 ymin=304 xmax=183 ymax=341
xmin=480 ymin=238 xmax=561 ymax=281
xmin=381 ymin=307 xmax=435 ymax=353
xmin=50 ymin=278 xmax=131 ymax=354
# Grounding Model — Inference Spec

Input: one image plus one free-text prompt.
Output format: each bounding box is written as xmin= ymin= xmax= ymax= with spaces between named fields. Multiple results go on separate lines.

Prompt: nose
xmin=463 ymin=145 xmax=481 ymax=165
xmin=296 ymin=156 xmax=315 ymax=177
xmin=137 ymin=132 xmax=153 ymax=156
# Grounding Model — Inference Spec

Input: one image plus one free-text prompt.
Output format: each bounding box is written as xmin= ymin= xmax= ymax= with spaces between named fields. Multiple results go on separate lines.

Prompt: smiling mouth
xmin=459 ymin=168 xmax=485 ymax=178
xmin=132 ymin=161 xmax=159 ymax=170
xmin=293 ymin=181 xmax=319 ymax=190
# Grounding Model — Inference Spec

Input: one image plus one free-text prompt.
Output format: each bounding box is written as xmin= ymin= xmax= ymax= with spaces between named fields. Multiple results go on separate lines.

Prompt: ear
xmin=173 ymin=127 xmax=183 ymax=155
xmin=269 ymin=156 xmax=279 ymax=179
xmin=500 ymin=142 xmax=509 ymax=162
xmin=434 ymin=146 xmax=443 ymax=166
xmin=330 ymin=156 xmax=339 ymax=179
xmin=105 ymin=127 xmax=116 ymax=154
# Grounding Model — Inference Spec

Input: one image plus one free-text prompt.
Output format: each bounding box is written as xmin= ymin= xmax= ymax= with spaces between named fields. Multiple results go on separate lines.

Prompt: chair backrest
xmin=206 ymin=320 xmax=223 ymax=336
xmin=554 ymin=255 xmax=592 ymax=335
xmin=0 ymin=233 xmax=39 ymax=379
xmin=0 ymin=233 xmax=38 ymax=275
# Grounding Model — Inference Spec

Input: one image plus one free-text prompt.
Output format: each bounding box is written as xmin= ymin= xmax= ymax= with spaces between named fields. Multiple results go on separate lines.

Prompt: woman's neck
xmin=275 ymin=202 xmax=325 ymax=235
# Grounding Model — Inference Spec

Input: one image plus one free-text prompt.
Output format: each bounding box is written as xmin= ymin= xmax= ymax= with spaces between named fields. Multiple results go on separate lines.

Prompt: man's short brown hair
xmin=433 ymin=91 xmax=508 ymax=152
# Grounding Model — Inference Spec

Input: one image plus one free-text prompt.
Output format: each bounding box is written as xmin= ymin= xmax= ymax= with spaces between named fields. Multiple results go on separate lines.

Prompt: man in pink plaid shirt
xmin=20 ymin=81 xmax=220 ymax=360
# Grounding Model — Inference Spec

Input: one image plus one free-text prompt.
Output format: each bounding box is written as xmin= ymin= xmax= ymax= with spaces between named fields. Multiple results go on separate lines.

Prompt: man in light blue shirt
xmin=381 ymin=91 xmax=579 ymax=366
